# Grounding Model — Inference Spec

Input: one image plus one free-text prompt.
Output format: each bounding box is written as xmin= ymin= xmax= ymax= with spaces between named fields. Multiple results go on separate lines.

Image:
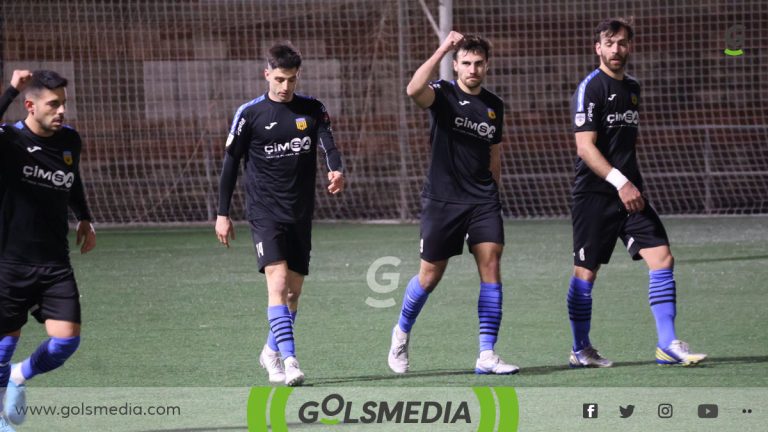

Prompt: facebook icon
xmin=583 ymin=403 xmax=599 ymax=418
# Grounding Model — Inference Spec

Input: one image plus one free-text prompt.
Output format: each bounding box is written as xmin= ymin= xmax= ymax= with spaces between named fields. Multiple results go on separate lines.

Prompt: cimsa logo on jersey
xmin=265 ymin=136 xmax=312 ymax=157
xmin=22 ymin=165 xmax=75 ymax=188
xmin=607 ymin=110 xmax=639 ymax=126
xmin=454 ymin=117 xmax=496 ymax=139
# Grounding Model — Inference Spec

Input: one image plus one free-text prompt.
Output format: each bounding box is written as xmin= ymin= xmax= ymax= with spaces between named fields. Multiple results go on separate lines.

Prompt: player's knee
xmin=573 ymin=266 xmax=597 ymax=282
xmin=48 ymin=336 xmax=80 ymax=362
xmin=648 ymin=253 xmax=674 ymax=271
xmin=419 ymin=274 xmax=441 ymax=291
xmin=286 ymin=289 xmax=301 ymax=302
xmin=478 ymin=259 xmax=501 ymax=282
xmin=662 ymin=254 xmax=674 ymax=270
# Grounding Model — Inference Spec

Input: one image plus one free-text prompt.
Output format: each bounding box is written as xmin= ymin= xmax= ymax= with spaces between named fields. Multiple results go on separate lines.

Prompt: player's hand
xmin=76 ymin=220 xmax=96 ymax=254
xmin=215 ymin=215 xmax=235 ymax=247
xmin=439 ymin=31 xmax=464 ymax=55
xmin=10 ymin=70 xmax=33 ymax=92
xmin=328 ymin=171 xmax=345 ymax=194
xmin=618 ymin=182 xmax=645 ymax=214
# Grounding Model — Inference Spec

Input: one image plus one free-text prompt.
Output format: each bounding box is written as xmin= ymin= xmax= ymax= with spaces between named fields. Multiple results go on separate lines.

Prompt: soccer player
xmin=215 ymin=43 xmax=344 ymax=386
xmin=567 ymin=18 xmax=706 ymax=367
xmin=0 ymin=70 xmax=97 ymax=431
xmin=387 ymin=32 xmax=518 ymax=375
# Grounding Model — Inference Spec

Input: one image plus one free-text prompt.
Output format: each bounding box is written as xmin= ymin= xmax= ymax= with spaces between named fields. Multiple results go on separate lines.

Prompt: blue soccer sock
xmin=0 ymin=335 xmax=19 ymax=410
xmin=478 ymin=282 xmax=503 ymax=353
xmin=20 ymin=336 xmax=80 ymax=382
xmin=268 ymin=305 xmax=296 ymax=360
xmin=397 ymin=275 xmax=430 ymax=333
xmin=649 ymin=268 xmax=677 ymax=348
xmin=568 ymin=277 xmax=593 ymax=351
xmin=267 ymin=309 xmax=297 ymax=352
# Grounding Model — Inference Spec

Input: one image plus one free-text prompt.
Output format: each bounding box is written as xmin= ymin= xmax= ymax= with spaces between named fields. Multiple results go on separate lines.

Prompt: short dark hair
xmin=452 ymin=34 xmax=492 ymax=61
xmin=594 ymin=18 xmax=634 ymax=44
xmin=267 ymin=42 xmax=302 ymax=70
xmin=26 ymin=70 xmax=68 ymax=97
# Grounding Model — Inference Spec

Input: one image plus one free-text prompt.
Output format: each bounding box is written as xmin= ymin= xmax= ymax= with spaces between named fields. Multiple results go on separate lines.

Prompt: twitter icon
xmin=619 ymin=405 xmax=635 ymax=418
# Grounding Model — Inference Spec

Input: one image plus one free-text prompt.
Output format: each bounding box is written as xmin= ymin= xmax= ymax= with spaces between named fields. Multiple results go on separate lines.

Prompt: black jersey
xmin=219 ymin=93 xmax=342 ymax=223
xmin=422 ymin=80 xmax=504 ymax=204
xmin=0 ymin=88 xmax=92 ymax=266
xmin=571 ymin=69 xmax=642 ymax=196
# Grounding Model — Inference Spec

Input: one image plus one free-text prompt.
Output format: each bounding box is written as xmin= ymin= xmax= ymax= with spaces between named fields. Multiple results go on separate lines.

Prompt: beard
xmin=461 ymin=75 xmax=483 ymax=89
xmin=601 ymin=52 xmax=628 ymax=72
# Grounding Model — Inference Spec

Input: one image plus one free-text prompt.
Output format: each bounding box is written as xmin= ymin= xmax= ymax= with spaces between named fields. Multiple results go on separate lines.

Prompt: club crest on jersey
xmin=295 ymin=118 xmax=308 ymax=131
xmin=63 ymin=151 xmax=73 ymax=166
xmin=574 ymin=113 xmax=586 ymax=127
xmin=631 ymin=94 xmax=638 ymax=106
xmin=487 ymin=108 xmax=496 ymax=120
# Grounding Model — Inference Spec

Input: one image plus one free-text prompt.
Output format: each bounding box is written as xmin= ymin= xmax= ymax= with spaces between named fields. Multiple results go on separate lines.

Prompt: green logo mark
xmin=725 ymin=24 xmax=745 ymax=56
xmin=247 ymin=386 xmax=518 ymax=431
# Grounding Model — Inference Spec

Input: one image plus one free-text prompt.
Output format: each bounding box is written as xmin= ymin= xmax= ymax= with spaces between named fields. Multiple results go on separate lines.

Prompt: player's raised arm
xmin=10 ymin=69 xmax=33 ymax=92
xmin=0 ymin=70 xmax=32 ymax=119
xmin=574 ymin=131 xmax=644 ymax=213
xmin=406 ymin=31 xmax=464 ymax=109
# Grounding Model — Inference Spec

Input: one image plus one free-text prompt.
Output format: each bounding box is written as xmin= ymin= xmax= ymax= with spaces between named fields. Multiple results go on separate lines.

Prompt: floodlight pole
xmin=418 ymin=0 xmax=453 ymax=80
xmin=438 ymin=0 xmax=453 ymax=81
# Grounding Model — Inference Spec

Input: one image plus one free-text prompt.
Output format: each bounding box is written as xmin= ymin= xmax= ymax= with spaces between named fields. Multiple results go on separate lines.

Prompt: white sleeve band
xmin=605 ymin=168 xmax=629 ymax=190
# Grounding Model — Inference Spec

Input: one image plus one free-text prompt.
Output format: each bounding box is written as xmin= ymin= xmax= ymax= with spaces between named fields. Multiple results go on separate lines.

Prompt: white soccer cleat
xmin=387 ymin=324 xmax=410 ymax=374
xmin=656 ymin=340 xmax=707 ymax=366
xmin=474 ymin=350 xmax=520 ymax=375
xmin=258 ymin=344 xmax=285 ymax=383
xmin=569 ymin=345 xmax=614 ymax=368
xmin=283 ymin=357 xmax=305 ymax=387
xmin=0 ymin=413 xmax=16 ymax=432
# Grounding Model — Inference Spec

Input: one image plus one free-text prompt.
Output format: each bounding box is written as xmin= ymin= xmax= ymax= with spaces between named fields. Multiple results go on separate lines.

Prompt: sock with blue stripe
xmin=568 ymin=276 xmax=593 ymax=351
xmin=649 ymin=268 xmax=677 ymax=348
xmin=20 ymin=336 xmax=80 ymax=382
xmin=397 ymin=275 xmax=430 ymax=333
xmin=267 ymin=309 xmax=297 ymax=352
xmin=478 ymin=282 xmax=503 ymax=353
xmin=268 ymin=305 xmax=296 ymax=360
xmin=0 ymin=336 xmax=19 ymax=411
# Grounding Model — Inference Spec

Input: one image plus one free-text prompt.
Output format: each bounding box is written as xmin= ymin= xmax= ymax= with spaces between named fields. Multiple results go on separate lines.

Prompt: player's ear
xmin=453 ymin=59 xmax=458 ymax=74
xmin=24 ymin=98 xmax=35 ymax=114
xmin=594 ymin=42 xmax=601 ymax=56
xmin=264 ymin=68 xmax=270 ymax=81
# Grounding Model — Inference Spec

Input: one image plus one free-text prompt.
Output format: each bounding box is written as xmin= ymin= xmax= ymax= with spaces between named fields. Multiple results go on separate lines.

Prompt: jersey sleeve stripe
xmin=228 ymin=95 xmax=265 ymax=134
xmin=576 ymin=69 xmax=600 ymax=112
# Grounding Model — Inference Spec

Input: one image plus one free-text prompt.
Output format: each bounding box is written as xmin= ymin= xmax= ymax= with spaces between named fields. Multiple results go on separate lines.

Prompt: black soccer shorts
xmin=419 ymin=198 xmax=505 ymax=262
xmin=571 ymin=193 xmax=669 ymax=270
xmin=249 ymin=218 xmax=312 ymax=275
xmin=0 ymin=262 xmax=82 ymax=334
